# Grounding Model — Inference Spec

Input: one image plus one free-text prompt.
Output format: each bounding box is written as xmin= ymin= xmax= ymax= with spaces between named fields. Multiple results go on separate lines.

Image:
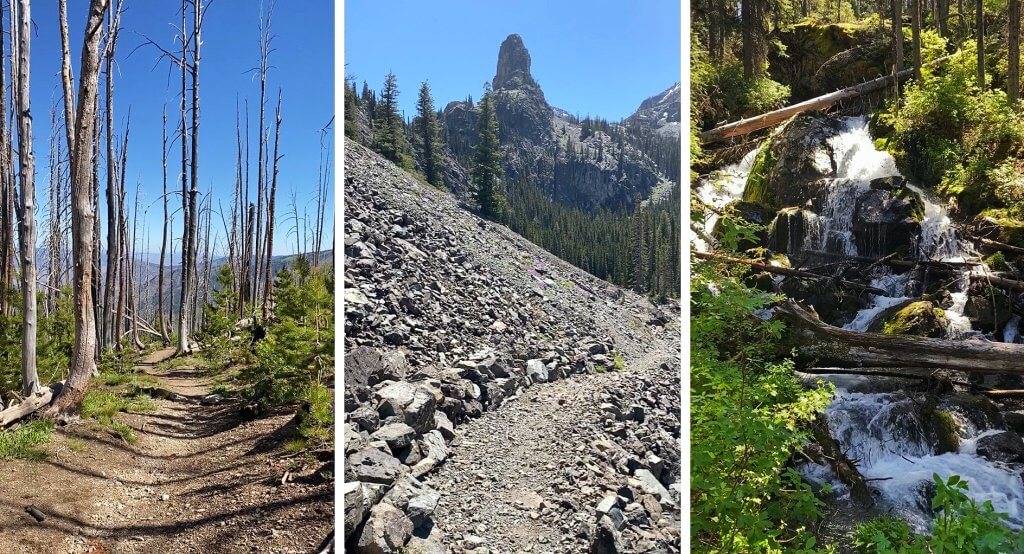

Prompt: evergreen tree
xmin=372 ymin=72 xmax=410 ymax=167
xmin=415 ymin=81 xmax=445 ymax=187
xmin=472 ymin=87 xmax=507 ymax=221
xmin=344 ymin=78 xmax=359 ymax=141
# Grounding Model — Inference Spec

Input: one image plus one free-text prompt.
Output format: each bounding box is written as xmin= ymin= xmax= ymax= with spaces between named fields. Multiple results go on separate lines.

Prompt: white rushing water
xmin=694 ymin=116 xmax=1024 ymax=531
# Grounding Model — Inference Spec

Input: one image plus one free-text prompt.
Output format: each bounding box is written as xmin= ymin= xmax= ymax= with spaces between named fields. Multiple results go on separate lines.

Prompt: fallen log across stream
xmin=778 ymin=299 xmax=1024 ymax=373
xmin=693 ymin=251 xmax=887 ymax=294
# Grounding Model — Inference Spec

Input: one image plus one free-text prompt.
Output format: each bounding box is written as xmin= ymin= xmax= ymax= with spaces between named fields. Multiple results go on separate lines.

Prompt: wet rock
xmin=741 ymin=113 xmax=844 ymax=212
xmin=964 ymin=281 xmax=1014 ymax=334
xmin=976 ymin=431 xmax=1024 ymax=464
xmin=876 ymin=301 xmax=947 ymax=338
xmin=852 ymin=176 xmax=924 ymax=258
xmin=767 ymin=207 xmax=817 ymax=256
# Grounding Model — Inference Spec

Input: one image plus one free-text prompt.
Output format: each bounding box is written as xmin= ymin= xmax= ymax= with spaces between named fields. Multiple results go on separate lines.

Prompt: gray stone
xmin=370 ymin=423 xmax=416 ymax=453
xmin=356 ymin=501 xmax=414 ymax=553
xmin=634 ymin=469 xmax=672 ymax=503
xmin=405 ymin=387 xmax=438 ymax=434
xmin=343 ymin=481 xmax=367 ymax=541
xmin=526 ymin=359 xmax=548 ymax=383
xmin=346 ymin=448 xmax=406 ymax=486
xmin=434 ymin=411 xmax=456 ymax=442
xmin=350 ymin=405 xmax=381 ymax=433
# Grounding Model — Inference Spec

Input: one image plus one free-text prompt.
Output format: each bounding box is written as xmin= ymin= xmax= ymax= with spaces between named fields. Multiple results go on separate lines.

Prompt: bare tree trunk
xmin=157 ymin=107 xmax=170 ymax=344
xmin=90 ymin=90 xmax=101 ymax=363
xmin=252 ymin=6 xmax=273 ymax=312
xmin=50 ymin=0 xmax=109 ymax=413
xmin=0 ymin=5 xmax=12 ymax=318
xmin=102 ymin=6 xmax=121 ymax=351
xmin=1011 ymin=0 xmax=1020 ymax=104
xmin=262 ymin=90 xmax=282 ymax=320
xmin=13 ymin=0 xmax=37 ymax=396
xmin=893 ymin=0 xmax=904 ymax=95
xmin=978 ymin=0 xmax=986 ymax=86
xmin=47 ymin=106 xmax=60 ymax=315
xmin=58 ymin=0 xmax=76 ymax=155
xmin=114 ymin=113 xmax=129 ymax=351
xmin=177 ymin=0 xmax=202 ymax=354
xmin=912 ymin=0 xmax=923 ymax=80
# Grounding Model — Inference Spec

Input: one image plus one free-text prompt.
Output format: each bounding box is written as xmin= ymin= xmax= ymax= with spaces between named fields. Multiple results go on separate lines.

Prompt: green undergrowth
xmin=83 ymin=348 xmax=157 ymax=444
xmin=0 ymin=420 xmax=53 ymax=461
xmin=852 ymin=475 xmax=1024 ymax=553
xmin=287 ymin=383 xmax=333 ymax=453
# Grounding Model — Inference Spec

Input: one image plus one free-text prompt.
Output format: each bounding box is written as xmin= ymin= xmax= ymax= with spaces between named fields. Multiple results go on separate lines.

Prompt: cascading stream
xmin=694 ymin=116 xmax=1024 ymax=531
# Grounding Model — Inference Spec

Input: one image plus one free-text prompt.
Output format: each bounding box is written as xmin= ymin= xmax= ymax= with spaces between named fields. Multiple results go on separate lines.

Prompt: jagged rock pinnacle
xmin=493 ymin=33 xmax=537 ymax=91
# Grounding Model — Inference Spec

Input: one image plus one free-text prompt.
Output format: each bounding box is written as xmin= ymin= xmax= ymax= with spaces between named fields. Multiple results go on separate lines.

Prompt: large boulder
xmin=346 ymin=347 xmax=408 ymax=388
xmin=741 ymin=113 xmax=844 ymax=212
xmin=852 ymin=176 xmax=924 ymax=258
xmin=346 ymin=448 xmax=407 ymax=486
xmin=370 ymin=423 xmax=416 ymax=453
xmin=767 ymin=207 xmax=817 ymax=256
xmin=964 ymin=281 xmax=1014 ymax=334
xmin=976 ymin=431 xmax=1024 ymax=464
xmin=876 ymin=301 xmax=948 ymax=338
xmin=355 ymin=501 xmax=414 ymax=554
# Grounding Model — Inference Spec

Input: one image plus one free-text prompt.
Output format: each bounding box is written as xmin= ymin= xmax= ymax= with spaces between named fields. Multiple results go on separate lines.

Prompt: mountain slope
xmin=343 ymin=142 xmax=680 ymax=551
xmin=624 ymin=82 xmax=681 ymax=139
xmin=439 ymin=34 xmax=674 ymax=212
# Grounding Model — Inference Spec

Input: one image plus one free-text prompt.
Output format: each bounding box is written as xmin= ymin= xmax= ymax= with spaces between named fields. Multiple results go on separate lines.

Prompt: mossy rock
xmin=974 ymin=208 xmax=1024 ymax=248
xmin=768 ymin=17 xmax=890 ymax=100
xmin=741 ymin=113 xmax=843 ymax=212
xmin=878 ymin=301 xmax=948 ymax=338
xmin=985 ymin=251 xmax=1012 ymax=272
xmin=931 ymin=409 xmax=961 ymax=454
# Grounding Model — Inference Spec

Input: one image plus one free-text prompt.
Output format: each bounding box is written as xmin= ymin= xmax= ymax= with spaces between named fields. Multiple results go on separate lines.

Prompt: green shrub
xmin=691 ymin=42 xmax=790 ymax=132
xmin=239 ymin=258 xmax=333 ymax=409
xmin=691 ymin=254 xmax=834 ymax=551
xmin=80 ymin=390 xmax=154 ymax=425
xmin=878 ymin=40 xmax=1024 ymax=217
xmin=0 ymin=420 xmax=53 ymax=461
xmin=852 ymin=516 xmax=913 ymax=553
xmin=288 ymin=383 xmax=333 ymax=452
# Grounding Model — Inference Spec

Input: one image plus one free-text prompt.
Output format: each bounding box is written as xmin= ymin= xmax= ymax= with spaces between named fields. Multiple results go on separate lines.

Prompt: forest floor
xmin=0 ymin=347 xmax=332 ymax=553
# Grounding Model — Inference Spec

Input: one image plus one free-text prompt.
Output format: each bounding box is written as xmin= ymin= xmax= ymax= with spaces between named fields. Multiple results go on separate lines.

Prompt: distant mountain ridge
xmin=437 ymin=34 xmax=679 ymax=213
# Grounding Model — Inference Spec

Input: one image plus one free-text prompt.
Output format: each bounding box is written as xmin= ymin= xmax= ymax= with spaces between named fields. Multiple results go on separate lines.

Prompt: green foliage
xmin=80 ymin=389 xmax=154 ymax=425
xmin=373 ymin=72 xmax=415 ymax=169
xmin=691 ymin=243 xmax=834 ymax=550
xmin=0 ymin=420 xmax=53 ymax=461
xmin=878 ymin=41 xmax=1024 ymax=217
xmin=504 ymin=177 xmax=680 ymax=300
xmin=240 ymin=258 xmax=333 ymax=409
xmin=0 ymin=289 xmax=76 ymax=399
xmin=852 ymin=516 xmax=914 ymax=553
xmin=691 ymin=42 xmax=790 ymax=132
xmin=472 ymin=87 xmax=508 ymax=221
xmin=414 ymin=81 xmax=445 ymax=187
xmin=288 ymin=382 xmax=333 ymax=452
xmin=853 ymin=476 xmax=1024 ymax=553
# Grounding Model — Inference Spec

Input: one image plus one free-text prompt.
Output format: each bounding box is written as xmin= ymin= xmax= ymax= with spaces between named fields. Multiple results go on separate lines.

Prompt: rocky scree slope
xmin=343 ymin=141 xmax=680 ymax=552
xmin=440 ymin=34 xmax=675 ymax=213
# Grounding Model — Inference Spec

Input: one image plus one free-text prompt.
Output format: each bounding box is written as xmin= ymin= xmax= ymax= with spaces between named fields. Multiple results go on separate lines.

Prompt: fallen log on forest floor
xmin=701 ymin=56 xmax=952 ymax=143
xmin=0 ymin=383 xmax=61 ymax=427
xmin=778 ymin=299 xmax=1024 ymax=373
xmin=694 ymin=251 xmax=887 ymax=294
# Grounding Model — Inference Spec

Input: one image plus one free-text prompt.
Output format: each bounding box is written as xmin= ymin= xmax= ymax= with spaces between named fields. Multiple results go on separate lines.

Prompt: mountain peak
xmin=493 ymin=34 xmax=537 ymax=91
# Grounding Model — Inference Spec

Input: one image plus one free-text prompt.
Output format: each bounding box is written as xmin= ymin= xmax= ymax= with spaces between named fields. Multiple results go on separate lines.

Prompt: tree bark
xmin=778 ymin=299 xmax=1024 ymax=372
xmin=912 ymin=0 xmax=923 ymax=80
xmin=893 ymin=0 xmax=904 ymax=90
xmin=13 ymin=0 xmax=37 ymax=396
xmin=50 ymin=0 xmax=109 ymax=413
xmin=177 ymin=0 xmax=202 ymax=355
xmin=262 ymin=90 xmax=282 ymax=319
xmin=978 ymin=0 xmax=986 ymax=86
xmin=157 ymin=107 xmax=169 ymax=344
xmin=1011 ymin=0 xmax=1020 ymax=104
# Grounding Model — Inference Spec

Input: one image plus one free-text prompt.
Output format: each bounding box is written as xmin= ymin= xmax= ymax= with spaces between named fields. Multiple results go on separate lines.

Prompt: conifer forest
xmin=0 ymin=1 xmax=334 ymax=550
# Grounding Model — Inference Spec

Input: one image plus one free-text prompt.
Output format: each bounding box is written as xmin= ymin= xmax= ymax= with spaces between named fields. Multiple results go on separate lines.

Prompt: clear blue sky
xmin=344 ymin=0 xmax=680 ymax=122
xmin=29 ymin=0 xmax=333 ymax=257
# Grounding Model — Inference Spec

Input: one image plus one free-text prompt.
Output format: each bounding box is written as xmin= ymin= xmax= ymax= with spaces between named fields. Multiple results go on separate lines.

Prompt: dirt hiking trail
xmin=0 ymin=347 xmax=332 ymax=553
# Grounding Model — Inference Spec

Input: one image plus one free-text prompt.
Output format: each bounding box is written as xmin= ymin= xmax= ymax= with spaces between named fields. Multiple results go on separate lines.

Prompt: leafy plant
xmin=0 ymin=420 xmax=53 ymax=461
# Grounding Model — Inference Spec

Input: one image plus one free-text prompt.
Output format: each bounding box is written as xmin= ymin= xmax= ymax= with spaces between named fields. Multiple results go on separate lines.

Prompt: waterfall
xmin=694 ymin=115 xmax=1024 ymax=532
